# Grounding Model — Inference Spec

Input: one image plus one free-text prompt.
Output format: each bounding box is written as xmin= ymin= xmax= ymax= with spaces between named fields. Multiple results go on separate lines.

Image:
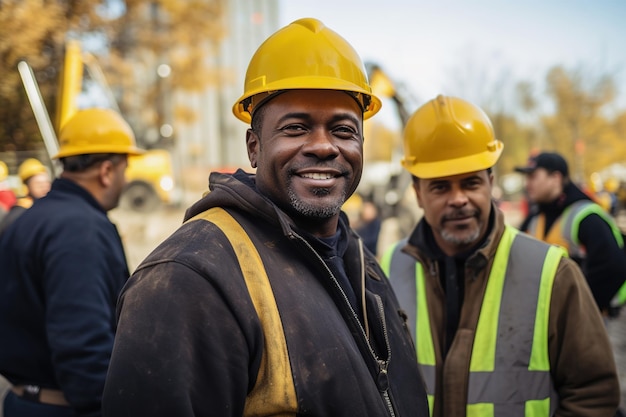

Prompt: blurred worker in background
xmin=0 ymin=157 xmax=51 ymax=235
xmin=515 ymin=151 xmax=626 ymax=316
xmin=103 ymin=18 xmax=429 ymax=417
xmin=0 ymin=108 xmax=143 ymax=417
xmin=18 ymin=158 xmax=52 ymax=201
xmin=382 ymin=95 xmax=619 ymax=416
xmin=355 ymin=199 xmax=382 ymax=256
xmin=595 ymin=177 xmax=621 ymax=217
xmin=0 ymin=161 xmax=16 ymax=222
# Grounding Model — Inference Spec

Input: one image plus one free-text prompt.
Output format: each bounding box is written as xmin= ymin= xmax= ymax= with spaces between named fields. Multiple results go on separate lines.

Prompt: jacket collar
xmin=52 ymin=177 xmax=107 ymax=214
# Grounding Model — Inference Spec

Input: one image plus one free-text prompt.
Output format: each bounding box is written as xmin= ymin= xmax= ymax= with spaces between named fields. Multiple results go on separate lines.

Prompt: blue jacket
xmin=0 ymin=178 xmax=129 ymax=416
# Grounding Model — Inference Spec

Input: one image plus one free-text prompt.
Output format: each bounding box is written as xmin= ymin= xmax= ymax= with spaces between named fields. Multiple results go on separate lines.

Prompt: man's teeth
xmin=302 ymin=173 xmax=333 ymax=180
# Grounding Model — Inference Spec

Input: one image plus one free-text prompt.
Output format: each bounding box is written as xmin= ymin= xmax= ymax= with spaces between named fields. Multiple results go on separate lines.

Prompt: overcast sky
xmin=280 ymin=0 xmax=626 ymax=114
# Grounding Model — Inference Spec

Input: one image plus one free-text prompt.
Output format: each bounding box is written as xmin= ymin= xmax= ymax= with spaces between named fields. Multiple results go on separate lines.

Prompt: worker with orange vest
xmin=0 ymin=108 xmax=143 ymax=417
xmin=515 ymin=152 xmax=626 ymax=316
xmin=0 ymin=158 xmax=51 ymax=235
xmin=382 ymin=95 xmax=619 ymax=416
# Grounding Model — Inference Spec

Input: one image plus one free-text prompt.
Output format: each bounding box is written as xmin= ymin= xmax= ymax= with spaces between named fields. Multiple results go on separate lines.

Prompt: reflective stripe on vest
xmin=528 ymin=201 xmax=623 ymax=258
xmin=560 ymin=200 xmax=624 ymax=256
xmin=381 ymin=239 xmax=436 ymax=413
xmin=528 ymin=201 xmax=626 ymax=303
xmin=382 ymin=226 xmax=564 ymax=417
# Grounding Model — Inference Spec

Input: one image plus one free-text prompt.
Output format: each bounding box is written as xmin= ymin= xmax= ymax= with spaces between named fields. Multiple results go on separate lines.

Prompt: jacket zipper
xmin=290 ymin=232 xmax=396 ymax=417
xmin=375 ymin=294 xmax=395 ymax=417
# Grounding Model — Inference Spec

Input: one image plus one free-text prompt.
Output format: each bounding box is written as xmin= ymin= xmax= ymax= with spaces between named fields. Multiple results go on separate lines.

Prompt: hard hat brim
xmin=53 ymin=145 xmax=145 ymax=159
xmin=233 ymin=81 xmax=382 ymax=124
xmin=402 ymin=142 xmax=504 ymax=179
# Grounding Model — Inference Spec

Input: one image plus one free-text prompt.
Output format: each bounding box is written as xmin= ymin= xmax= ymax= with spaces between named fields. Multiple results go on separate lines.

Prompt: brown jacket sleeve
xmin=549 ymin=256 xmax=620 ymax=417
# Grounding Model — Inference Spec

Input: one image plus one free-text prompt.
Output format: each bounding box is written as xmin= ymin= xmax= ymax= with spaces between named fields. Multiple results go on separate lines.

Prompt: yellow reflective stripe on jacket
xmin=416 ymin=262 xmax=436 ymax=416
xmin=470 ymin=224 xmax=514 ymax=372
xmin=382 ymin=241 xmax=436 ymax=416
xmin=416 ymin=262 xmax=435 ymax=366
xmin=192 ymin=207 xmax=298 ymax=416
xmin=531 ymin=244 xmax=563 ymax=371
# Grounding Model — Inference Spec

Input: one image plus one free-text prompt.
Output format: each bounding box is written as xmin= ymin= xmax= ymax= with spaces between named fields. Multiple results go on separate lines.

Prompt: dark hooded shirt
xmin=102 ymin=169 xmax=429 ymax=417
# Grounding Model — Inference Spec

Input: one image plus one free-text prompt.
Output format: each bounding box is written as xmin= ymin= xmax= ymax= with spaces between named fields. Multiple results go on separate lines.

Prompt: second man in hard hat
xmin=0 ymin=108 xmax=143 ymax=417
xmin=381 ymin=95 xmax=619 ymax=416
xmin=103 ymin=18 xmax=429 ymax=416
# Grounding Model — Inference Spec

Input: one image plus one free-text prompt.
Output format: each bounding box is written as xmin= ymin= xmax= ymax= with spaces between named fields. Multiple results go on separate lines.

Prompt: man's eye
xmin=464 ymin=180 xmax=481 ymax=189
xmin=333 ymin=126 xmax=358 ymax=138
xmin=430 ymin=184 xmax=447 ymax=192
xmin=281 ymin=125 xmax=307 ymax=134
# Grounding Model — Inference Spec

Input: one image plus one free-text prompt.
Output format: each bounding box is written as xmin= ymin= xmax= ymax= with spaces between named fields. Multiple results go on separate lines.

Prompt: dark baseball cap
xmin=514 ymin=152 xmax=569 ymax=177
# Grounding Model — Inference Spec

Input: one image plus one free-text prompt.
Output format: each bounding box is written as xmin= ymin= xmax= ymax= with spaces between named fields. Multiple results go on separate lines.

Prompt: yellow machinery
xmin=19 ymin=39 xmax=180 ymax=212
xmin=358 ymin=63 xmax=420 ymax=233
xmin=58 ymin=40 xmax=180 ymax=212
xmin=121 ymin=149 xmax=179 ymax=212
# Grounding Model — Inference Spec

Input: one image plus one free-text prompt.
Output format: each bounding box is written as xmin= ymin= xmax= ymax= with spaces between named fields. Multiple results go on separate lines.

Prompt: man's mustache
xmin=442 ymin=209 xmax=478 ymax=222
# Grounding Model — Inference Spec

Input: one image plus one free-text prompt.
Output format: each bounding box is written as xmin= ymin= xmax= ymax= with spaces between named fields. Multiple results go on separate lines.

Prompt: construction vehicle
xmin=19 ymin=40 xmax=180 ymax=212
xmin=357 ymin=63 xmax=421 ymax=235
xmin=121 ymin=149 xmax=180 ymax=212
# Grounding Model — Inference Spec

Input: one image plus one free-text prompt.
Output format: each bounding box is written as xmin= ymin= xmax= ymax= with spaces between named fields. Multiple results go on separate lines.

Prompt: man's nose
xmin=303 ymin=128 xmax=339 ymax=159
xmin=448 ymin=187 xmax=469 ymax=206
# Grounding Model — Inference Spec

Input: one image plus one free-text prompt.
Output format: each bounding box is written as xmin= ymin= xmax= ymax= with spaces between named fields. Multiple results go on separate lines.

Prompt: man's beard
xmin=440 ymin=209 xmax=481 ymax=246
xmin=287 ymin=186 xmax=345 ymax=219
xmin=441 ymin=226 xmax=481 ymax=246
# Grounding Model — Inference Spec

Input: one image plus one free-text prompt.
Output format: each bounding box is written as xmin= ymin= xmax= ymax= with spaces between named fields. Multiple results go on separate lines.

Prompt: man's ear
xmin=246 ymin=129 xmax=259 ymax=169
xmin=412 ymin=180 xmax=425 ymax=209
xmin=98 ymin=160 xmax=114 ymax=187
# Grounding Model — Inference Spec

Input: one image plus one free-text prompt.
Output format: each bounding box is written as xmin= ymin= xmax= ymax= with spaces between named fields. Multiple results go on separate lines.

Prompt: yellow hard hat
xmin=604 ymin=177 xmax=620 ymax=193
xmin=18 ymin=158 xmax=48 ymax=182
xmin=54 ymin=108 xmax=145 ymax=159
xmin=401 ymin=95 xmax=503 ymax=179
xmin=232 ymin=18 xmax=381 ymax=124
xmin=0 ymin=161 xmax=7 ymax=182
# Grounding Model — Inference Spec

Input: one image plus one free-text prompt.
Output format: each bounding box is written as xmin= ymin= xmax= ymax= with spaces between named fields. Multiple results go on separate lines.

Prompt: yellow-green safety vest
xmin=381 ymin=226 xmax=564 ymax=417
xmin=527 ymin=200 xmax=626 ymax=304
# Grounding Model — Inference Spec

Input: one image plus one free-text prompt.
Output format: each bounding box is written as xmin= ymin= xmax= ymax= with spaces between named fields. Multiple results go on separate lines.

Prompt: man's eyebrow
xmin=277 ymin=112 xmax=311 ymax=124
xmin=329 ymin=112 xmax=361 ymax=127
xmin=276 ymin=112 xmax=361 ymax=127
xmin=461 ymin=174 xmax=484 ymax=182
xmin=428 ymin=179 xmax=449 ymax=186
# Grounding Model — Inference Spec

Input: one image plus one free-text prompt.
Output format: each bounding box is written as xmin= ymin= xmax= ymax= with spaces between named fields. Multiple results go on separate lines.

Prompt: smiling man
xmin=248 ymin=89 xmax=364 ymax=235
xmin=102 ymin=18 xmax=429 ymax=417
xmin=381 ymin=95 xmax=620 ymax=417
